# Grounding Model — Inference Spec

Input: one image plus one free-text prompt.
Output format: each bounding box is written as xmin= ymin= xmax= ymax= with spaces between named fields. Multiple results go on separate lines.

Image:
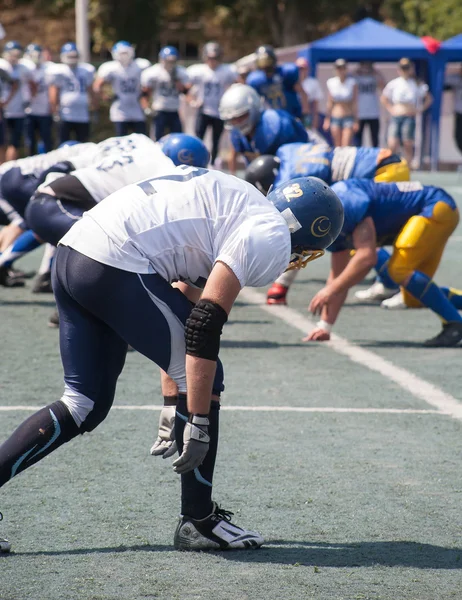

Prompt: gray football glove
xmin=150 ymin=405 xmax=177 ymax=458
xmin=172 ymin=415 xmax=210 ymax=475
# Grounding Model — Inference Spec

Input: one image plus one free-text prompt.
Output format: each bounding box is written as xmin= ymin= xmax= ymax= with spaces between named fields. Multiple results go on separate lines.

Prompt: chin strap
xmin=286 ymin=249 xmax=325 ymax=271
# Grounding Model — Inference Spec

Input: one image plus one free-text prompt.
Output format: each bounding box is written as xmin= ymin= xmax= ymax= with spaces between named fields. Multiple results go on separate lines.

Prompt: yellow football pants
xmin=387 ymin=202 xmax=460 ymax=307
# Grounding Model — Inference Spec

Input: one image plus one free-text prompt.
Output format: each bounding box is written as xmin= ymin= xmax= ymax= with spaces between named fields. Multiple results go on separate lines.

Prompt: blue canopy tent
xmin=430 ymin=35 xmax=462 ymax=169
xmin=298 ymin=19 xmax=441 ymax=169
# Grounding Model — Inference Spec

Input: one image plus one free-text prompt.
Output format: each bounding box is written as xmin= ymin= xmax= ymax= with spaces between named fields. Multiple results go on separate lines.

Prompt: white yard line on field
xmin=240 ymin=288 xmax=462 ymax=421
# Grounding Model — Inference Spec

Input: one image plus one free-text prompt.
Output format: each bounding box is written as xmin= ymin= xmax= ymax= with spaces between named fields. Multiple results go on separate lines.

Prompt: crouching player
xmin=306 ymin=179 xmax=462 ymax=347
xmin=0 ymin=174 xmax=344 ymax=553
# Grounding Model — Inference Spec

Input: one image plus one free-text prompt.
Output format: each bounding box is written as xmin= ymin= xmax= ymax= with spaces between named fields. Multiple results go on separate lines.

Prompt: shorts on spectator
xmin=388 ymin=115 xmax=416 ymax=143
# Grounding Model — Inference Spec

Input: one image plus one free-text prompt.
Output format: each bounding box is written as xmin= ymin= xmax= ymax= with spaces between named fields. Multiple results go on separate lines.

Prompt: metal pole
xmin=75 ymin=0 xmax=90 ymax=63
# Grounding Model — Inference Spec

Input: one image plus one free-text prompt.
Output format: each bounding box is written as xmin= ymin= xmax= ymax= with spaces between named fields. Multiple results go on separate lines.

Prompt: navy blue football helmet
xmin=268 ymin=176 xmax=344 ymax=269
xmin=159 ymin=133 xmax=210 ymax=168
xmin=3 ymin=41 xmax=23 ymax=64
xmin=60 ymin=42 xmax=79 ymax=66
xmin=255 ymin=45 xmax=277 ymax=70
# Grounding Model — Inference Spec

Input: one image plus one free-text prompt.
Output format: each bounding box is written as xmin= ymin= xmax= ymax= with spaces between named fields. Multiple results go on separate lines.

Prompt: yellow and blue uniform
xmin=330 ymin=179 xmax=461 ymax=323
xmin=246 ymin=64 xmax=301 ymax=118
xmin=275 ymin=143 xmax=409 ymax=186
xmin=229 ymin=109 xmax=308 ymax=165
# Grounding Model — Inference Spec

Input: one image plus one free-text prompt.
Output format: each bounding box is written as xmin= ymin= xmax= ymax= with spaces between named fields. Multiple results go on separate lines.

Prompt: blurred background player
xmin=49 ymin=42 xmax=96 ymax=145
xmin=246 ymin=45 xmax=309 ymax=120
xmin=219 ymin=83 xmax=308 ymax=174
xmin=354 ymin=61 xmax=384 ymax=148
xmin=94 ymin=41 xmax=150 ymax=137
xmin=380 ymin=58 xmax=433 ymax=168
xmin=21 ymin=43 xmax=55 ymax=154
xmin=141 ymin=46 xmax=190 ymax=141
xmin=187 ymin=42 xmax=236 ymax=166
xmin=444 ymin=63 xmax=462 ymax=158
xmin=307 ymin=179 xmax=462 ymax=347
xmin=0 ymin=41 xmax=31 ymax=161
xmin=324 ymin=59 xmax=358 ymax=148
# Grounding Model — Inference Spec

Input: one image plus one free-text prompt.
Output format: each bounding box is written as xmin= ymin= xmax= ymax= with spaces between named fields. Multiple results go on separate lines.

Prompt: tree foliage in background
xmin=383 ymin=0 xmax=462 ymax=40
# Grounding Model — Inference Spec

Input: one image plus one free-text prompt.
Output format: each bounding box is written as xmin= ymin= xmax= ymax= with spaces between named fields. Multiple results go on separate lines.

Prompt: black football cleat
xmin=32 ymin=271 xmax=53 ymax=294
xmin=423 ymin=321 xmax=462 ymax=347
xmin=0 ymin=512 xmax=11 ymax=553
xmin=48 ymin=310 xmax=60 ymax=328
xmin=0 ymin=266 xmax=25 ymax=287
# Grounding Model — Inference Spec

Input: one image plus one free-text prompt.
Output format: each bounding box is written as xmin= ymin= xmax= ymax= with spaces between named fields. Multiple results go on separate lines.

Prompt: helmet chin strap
xmin=286 ymin=249 xmax=325 ymax=271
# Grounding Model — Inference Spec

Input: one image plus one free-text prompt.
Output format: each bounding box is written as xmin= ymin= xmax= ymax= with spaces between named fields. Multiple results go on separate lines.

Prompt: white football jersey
xmin=61 ymin=166 xmax=291 ymax=289
xmin=141 ymin=63 xmax=189 ymax=111
xmin=96 ymin=58 xmax=150 ymax=122
xmin=70 ymin=133 xmax=156 ymax=169
xmin=0 ymin=142 xmax=98 ymax=178
xmin=50 ymin=63 xmax=95 ymax=122
xmin=187 ymin=63 xmax=237 ymax=118
xmin=72 ymin=144 xmax=173 ymax=203
xmin=0 ymin=59 xmax=31 ymax=118
xmin=20 ymin=59 xmax=54 ymax=116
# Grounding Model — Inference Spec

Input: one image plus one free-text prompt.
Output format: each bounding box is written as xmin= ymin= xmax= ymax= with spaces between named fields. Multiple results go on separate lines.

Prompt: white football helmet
xmin=219 ymin=83 xmax=262 ymax=135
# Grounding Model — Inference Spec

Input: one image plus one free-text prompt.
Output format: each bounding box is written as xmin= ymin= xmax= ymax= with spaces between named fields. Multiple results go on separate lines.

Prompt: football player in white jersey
xmin=21 ymin=44 xmax=55 ymax=154
xmin=94 ymin=41 xmax=150 ymax=137
xmin=49 ymin=43 xmax=96 ymax=145
xmin=187 ymin=42 xmax=237 ymax=166
xmin=0 ymin=41 xmax=32 ymax=161
xmin=141 ymin=46 xmax=190 ymax=140
xmin=0 ymin=172 xmax=343 ymax=553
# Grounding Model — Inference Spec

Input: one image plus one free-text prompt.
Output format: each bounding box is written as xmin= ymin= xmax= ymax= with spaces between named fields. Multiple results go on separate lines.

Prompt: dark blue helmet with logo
xmin=267 ymin=176 xmax=344 ymax=269
xmin=159 ymin=133 xmax=210 ymax=168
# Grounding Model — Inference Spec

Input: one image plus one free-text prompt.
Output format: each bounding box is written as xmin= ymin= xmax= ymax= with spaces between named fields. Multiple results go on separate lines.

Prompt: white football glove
xmin=150 ymin=405 xmax=177 ymax=458
xmin=172 ymin=415 xmax=210 ymax=475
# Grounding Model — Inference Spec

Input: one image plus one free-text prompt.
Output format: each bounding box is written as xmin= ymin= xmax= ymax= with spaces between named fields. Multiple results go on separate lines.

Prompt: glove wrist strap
xmin=189 ymin=414 xmax=210 ymax=426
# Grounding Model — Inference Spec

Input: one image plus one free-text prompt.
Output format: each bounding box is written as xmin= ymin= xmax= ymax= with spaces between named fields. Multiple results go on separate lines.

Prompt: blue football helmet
xmin=3 ymin=41 xmax=23 ymax=64
xmin=112 ymin=41 xmax=135 ymax=66
xmin=60 ymin=42 xmax=79 ymax=66
xmin=58 ymin=140 xmax=81 ymax=149
xmin=255 ymin=45 xmax=277 ymax=70
xmin=25 ymin=43 xmax=43 ymax=65
xmin=159 ymin=134 xmax=210 ymax=168
xmin=267 ymin=176 xmax=344 ymax=269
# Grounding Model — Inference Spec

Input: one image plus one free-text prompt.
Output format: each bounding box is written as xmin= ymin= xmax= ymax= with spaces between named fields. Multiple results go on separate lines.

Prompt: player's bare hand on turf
xmin=309 ymin=286 xmax=335 ymax=315
xmin=173 ymin=416 xmax=210 ymax=475
xmin=150 ymin=405 xmax=177 ymax=458
xmin=303 ymin=327 xmax=331 ymax=342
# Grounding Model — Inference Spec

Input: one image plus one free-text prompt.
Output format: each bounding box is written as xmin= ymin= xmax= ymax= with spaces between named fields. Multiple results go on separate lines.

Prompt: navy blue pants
xmin=195 ymin=112 xmax=223 ymax=165
xmin=59 ymin=121 xmax=90 ymax=145
xmin=53 ymin=246 xmax=224 ymax=432
xmin=26 ymin=115 xmax=54 ymax=154
xmin=114 ymin=121 xmax=147 ymax=136
xmin=1 ymin=167 xmax=41 ymax=216
xmin=152 ymin=110 xmax=182 ymax=140
xmin=26 ymin=194 xmax=84 ymax=245
xmin=5 ymin=117 xmax=25 ymax=149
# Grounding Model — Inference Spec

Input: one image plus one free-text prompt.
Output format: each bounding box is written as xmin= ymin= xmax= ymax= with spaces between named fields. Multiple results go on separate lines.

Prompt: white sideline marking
xmin=0 ymin=405 xmax=440 ymax=415
xmin=240 ymin=288 xmax=462 ymax=420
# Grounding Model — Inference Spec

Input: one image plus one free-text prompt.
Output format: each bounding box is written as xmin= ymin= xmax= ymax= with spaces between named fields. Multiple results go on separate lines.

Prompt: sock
xmin=275 ymin=269 xmax=298 ymax=288
xmin=175 ymin=394 xmax=219 ymax=520
xmin=405 ymin=271 xmax=462 ymax=323
xmin=441 ymin=287 xmax=462 ymax=310
xmin=375 ymin=248 xmax=399 ymax=290
xmin=38 ymin=243 xmax=56 ymax=275
xmin=0 ymin=230 xmax=42 ymax=269
xmin=0 ymin=400 xmax=80 ymax=488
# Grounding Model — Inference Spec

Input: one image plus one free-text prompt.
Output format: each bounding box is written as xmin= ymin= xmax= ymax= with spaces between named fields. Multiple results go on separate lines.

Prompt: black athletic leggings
xmin=195 ymin=112 xmax=224 ymax=165
xmin=455 ymin=112 xmax=462 ymax=155
xmin=356 ymin=118 xmax=380 ymax=148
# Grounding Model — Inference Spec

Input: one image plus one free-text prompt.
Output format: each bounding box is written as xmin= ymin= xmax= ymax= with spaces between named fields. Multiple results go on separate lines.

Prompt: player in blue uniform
xmin=246 ymin=45 xmax=308 ymax=119
xmin=306 ymin=179 xmax=462 ymax=347
xmin=219 ymin=83 xmax=308 ymax=171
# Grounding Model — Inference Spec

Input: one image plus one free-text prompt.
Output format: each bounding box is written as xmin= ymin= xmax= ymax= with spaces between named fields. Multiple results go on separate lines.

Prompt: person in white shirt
xmin=0 ymin=171 xmax=343 ymax=554
xmin=93 ymin=41 xmax=150 ymax=137
xmin=21 ymin=44 xmax=55 ymax=154
xmin=354 ymin=61 xmax=384 ymax=147
xmin=49 ymin=43 xmax=96 ymax=145
xmin=324 ymin=59 xmax=358 ymax=148
xmin=444 ymin=64 xmax=462 ymax=156
xmin=141 ymin=46 xmax=190 ymax=140
xmin=295 ymin=57 xmax=324 ymax=131
xmin=381 ymin=57 xmax=433 ymax=166
xmin=0 ymin=41 xmax=32 ymax=161
xmin=187 ymin=42 xmax=237 ymax=165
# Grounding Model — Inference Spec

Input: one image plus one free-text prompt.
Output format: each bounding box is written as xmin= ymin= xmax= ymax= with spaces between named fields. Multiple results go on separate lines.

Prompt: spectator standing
xmin=93 ymin=41 xmax=150 ymax=137
xmin=444 ymin=64 xmax=462 ymax=156
xmin=21 ymin=44 xmax=55 ymax=154
xmin=141 ymin=46 xmax=190 ymax=141
xmin=187 ymin=42 xmax=237 ymax=166
xmin=49 ymin=43 xmax=96 ymax=144
xmin=295 ymin=57 xmax=323 ymax=130
xmin=324 ymin=59 xmax=358 ymax=147
xmin=381 ymin=58 xmax=432 ymax=167
xmin=0 ymin=42 xmax=31 ymax=161
xmin=354 ymin=61 xmax=384 ymax=147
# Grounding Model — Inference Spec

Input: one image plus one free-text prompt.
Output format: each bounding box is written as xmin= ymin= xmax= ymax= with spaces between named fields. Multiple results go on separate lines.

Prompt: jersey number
xmin=136 ymin=165 xmax=207 ymax=195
